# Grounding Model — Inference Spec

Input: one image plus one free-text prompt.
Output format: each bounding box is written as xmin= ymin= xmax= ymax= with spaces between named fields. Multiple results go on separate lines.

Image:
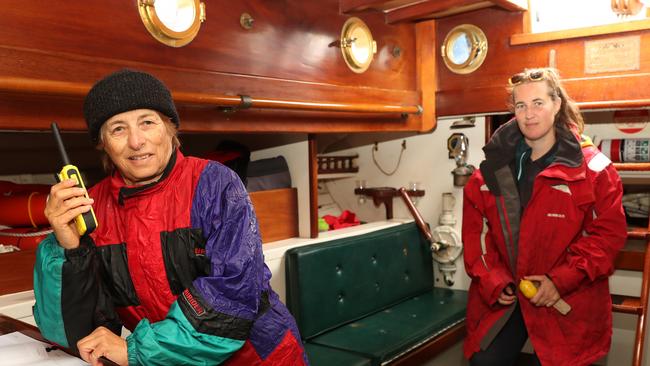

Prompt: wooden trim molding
xmin=308 ymin=134 xmax=319 ymax=239
xmin=511 ymin=18 xmax=650 ymax=45
xmin=437 ymin=74 xmax=650 ymax=116
xmin=0 ymin=76 xmax=422 ymax=116
xmin=339 ymin=0 xmax=392 ymax=13
xmin=490 ymin=0 xmax=527 ymax=12
xmin=415 ymin=19 xmax=437 ymax=132
xmin=386 ymin=0 xmax=490 ymax=24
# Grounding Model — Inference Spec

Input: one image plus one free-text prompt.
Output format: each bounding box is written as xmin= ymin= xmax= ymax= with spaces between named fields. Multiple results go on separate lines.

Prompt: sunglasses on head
xmin=508 ymin=70 xmax=547 ymax=86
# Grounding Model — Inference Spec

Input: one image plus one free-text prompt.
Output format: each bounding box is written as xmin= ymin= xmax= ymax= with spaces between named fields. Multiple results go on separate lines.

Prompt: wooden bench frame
xmin=389 ymin=321 xmax=466 ymax=366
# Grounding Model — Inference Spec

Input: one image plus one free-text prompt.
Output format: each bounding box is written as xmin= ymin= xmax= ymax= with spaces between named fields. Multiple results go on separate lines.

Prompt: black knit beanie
xmin=83 ymin=69 xmax=179 ymax=143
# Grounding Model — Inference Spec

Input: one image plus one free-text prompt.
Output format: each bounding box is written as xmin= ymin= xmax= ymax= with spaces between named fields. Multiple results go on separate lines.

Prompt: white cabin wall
xmin=322 ymin=116 xmax=486 ymax=291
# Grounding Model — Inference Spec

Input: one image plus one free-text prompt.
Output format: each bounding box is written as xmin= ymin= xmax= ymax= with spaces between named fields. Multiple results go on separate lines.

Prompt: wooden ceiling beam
xmin=490 ymin=0 xmax=528 ymax=12
xmin=340 ymin=0 xmax=398 ymax=13
xmin=385 ymin=0 xmax=488 ymax=24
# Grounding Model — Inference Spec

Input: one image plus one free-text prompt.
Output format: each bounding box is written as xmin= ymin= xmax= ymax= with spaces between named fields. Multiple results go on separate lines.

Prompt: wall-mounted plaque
xmin=584 ymin=36 xmax=640 ymax=74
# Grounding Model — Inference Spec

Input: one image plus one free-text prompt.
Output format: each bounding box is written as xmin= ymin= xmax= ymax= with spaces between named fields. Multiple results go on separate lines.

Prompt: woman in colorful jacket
xmin=462 ymin=68 xmax=626 ymax=366
xmin=34 ymin=69 xmax=308 ymax=366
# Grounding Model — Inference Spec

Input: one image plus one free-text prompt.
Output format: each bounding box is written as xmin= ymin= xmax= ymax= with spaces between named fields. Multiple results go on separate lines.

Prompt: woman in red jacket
xmin=462 ymin=68 xmax=626 ymax=366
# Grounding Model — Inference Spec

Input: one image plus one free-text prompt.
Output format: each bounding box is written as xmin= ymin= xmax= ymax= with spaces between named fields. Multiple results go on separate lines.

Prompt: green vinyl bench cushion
xmin=308 ymin=288 xmax=467 ymax=365
xmin=285 ymin=222 xmax=468 ymax=366
xmin=304 ymin=343 xmax=372 ymax=366
xmin=286 ymin=222 xmax=434 ymax=339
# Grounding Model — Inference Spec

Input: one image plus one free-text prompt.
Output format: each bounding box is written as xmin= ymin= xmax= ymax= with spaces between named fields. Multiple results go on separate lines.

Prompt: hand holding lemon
xmin=519 ymin=279 xmax=572 ymax=315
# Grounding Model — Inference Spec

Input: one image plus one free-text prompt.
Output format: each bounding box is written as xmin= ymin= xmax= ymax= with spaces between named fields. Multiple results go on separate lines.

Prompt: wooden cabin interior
xmin=1 ymin=0 xmax=650 ymax=365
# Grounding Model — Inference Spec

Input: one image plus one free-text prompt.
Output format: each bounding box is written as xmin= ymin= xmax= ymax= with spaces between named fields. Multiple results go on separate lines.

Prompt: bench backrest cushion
xmin=285 ymin=222 xmax=433 ymax=339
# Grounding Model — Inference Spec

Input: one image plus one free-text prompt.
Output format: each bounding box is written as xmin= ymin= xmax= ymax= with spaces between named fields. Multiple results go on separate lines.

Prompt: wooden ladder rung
xmin=612 ymin=295 xmax=643 ymax=315
xmin=627 ymin=227 xmax=650 ymax=239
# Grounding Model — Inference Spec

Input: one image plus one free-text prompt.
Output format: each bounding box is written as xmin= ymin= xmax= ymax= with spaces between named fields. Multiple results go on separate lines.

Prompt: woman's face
xmin=100 ymin=109 xmax=174 ymax=186
xmin=513 ymin=81 xmax=561 ymax=147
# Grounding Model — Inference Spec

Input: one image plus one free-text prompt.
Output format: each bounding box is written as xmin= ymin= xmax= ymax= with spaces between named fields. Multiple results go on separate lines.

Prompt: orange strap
xmin=27 ymin=192 xmax=38 ymax=228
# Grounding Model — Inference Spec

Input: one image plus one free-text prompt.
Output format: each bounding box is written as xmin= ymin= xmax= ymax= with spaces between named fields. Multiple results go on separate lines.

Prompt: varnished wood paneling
xmin=0 ymin=0 xmax=420 ymax=133
xmin=0 ymin=1 xmax=414 ymax=90
xmin=0 ymin=250 xmax=35 ymax=295
xmin=249 ymin=188 xmax=299 ymax=243
xmin=0 ymin=48 xmax=421 ymax=132
xmin=435 ymin=7 xmax=650 ymax=116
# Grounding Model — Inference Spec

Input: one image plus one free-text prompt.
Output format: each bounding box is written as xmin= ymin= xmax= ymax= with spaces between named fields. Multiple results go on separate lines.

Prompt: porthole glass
xmin=441 ymin=24 xmax=488 ymax=75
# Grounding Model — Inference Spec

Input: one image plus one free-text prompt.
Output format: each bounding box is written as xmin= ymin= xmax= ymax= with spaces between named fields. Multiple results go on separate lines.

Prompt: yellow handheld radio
xmin=51 ymin=122 xmax=98 ymax=236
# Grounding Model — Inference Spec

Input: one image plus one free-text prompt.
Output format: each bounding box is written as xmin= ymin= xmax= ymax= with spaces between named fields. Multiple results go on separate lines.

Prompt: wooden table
xmin=0 ymin=314 xmax=49 ymax=343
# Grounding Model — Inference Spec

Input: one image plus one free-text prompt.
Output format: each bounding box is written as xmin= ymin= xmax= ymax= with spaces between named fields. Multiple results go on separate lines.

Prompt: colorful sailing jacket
xmin=33 ymin=150 xmax=307 ymax=365
xmin=462 ymin=121 xmax=626 ymax=366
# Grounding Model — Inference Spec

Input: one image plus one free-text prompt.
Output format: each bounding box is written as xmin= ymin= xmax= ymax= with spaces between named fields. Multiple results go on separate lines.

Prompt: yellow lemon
xmin=519 ymin=279 xmax=538 ymax=299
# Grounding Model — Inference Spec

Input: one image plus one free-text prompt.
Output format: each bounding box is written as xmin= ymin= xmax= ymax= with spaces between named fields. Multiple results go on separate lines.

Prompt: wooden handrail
xmin=0 ymin=76 xmax=422 ymax=115
xmin=613 ymin=162 xmax=650 ymax=171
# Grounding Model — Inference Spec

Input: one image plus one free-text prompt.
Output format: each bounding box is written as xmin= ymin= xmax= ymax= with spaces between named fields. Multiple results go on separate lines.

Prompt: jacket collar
xmin=480 ymin=119 xmax=584 ymax=194
xmin=109 ymin=149 xmax=182 ymax=205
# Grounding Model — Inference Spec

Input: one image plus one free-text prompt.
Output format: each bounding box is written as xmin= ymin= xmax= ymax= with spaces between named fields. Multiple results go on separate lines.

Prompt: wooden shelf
xmin=511 ymin=19 xmax=650 ymax=46
xmin=317 ymin=173 xmax=357 ymax=180
xmin=317 ymin=155 xmax=359 ymax=175
xmin=354 ymin=187 xmax=425 ymax=219
xmin=628 ymin=227 xmax=650 ymax=240
xmin=612 ymin=295 xmax=643 ymax=314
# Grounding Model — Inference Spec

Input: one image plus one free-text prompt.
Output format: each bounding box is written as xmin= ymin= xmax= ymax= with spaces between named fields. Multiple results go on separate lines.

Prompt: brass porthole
xmin=441 ymin=24 xmax=488 ymax=74
xmin=340 ymin=17 xmax=377 ymax=74
xmin=138 ymin=0 xmax=206 ymax=47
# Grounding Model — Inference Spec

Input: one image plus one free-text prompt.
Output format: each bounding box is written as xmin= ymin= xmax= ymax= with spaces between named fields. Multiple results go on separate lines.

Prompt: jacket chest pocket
xmin=160 ymin=227 xmax=210 ymax=295
xmin=525 ymin=181 xmax=593 ymax=249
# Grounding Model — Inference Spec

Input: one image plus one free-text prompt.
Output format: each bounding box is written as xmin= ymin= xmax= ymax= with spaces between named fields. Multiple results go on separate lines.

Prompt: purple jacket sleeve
xmin=191 ymin=162 xmax=265 ymax=326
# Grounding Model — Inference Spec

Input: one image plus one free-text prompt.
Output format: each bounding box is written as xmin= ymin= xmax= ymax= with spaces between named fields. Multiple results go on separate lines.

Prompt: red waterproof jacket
xmin=462 ymin=121 xmax=626 ymax=366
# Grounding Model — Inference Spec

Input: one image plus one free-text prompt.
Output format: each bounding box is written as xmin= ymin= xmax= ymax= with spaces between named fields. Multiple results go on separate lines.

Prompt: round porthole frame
xmin=138 ymin=0 xmax=206 ymax=48
xmin=441 ymin=24 xmax=488 ymax=75
xmin=340 ymin=17 xmax=377 ymax=74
